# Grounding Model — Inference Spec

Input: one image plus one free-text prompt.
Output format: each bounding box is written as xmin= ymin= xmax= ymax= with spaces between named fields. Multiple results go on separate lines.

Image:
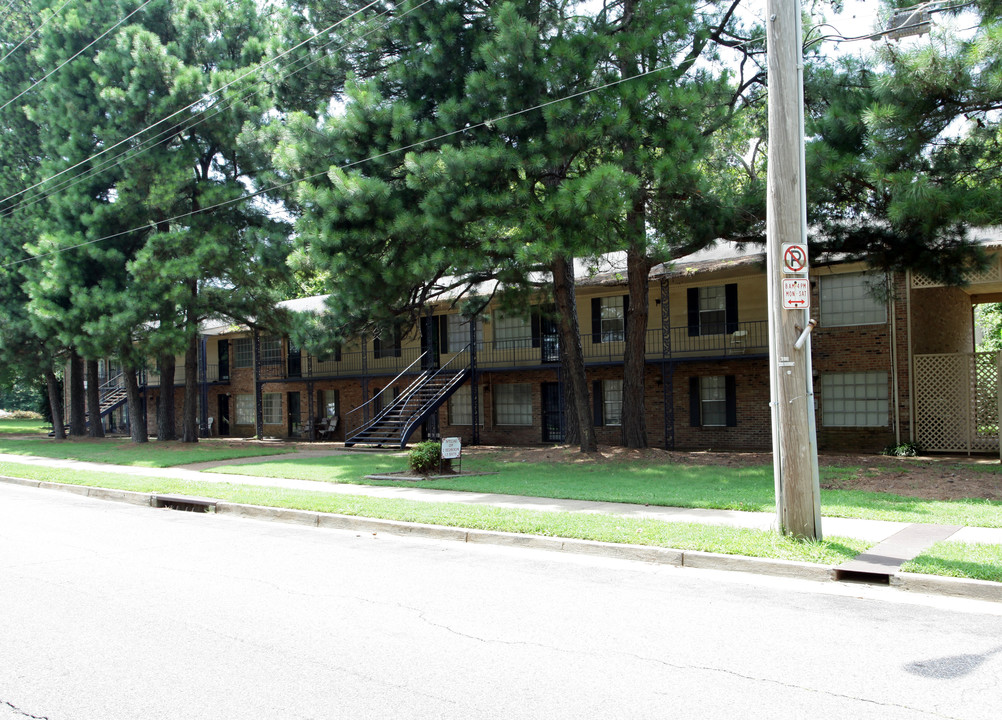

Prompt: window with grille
xmin=262 ymin=393 xmax=282 ymax=424
xmin=493 ymin=313 xmax=531 ymax=349
xmin=260 ymin=337 xmax=282 ymax=365
xmin=593 ymin=379 xmax=623 ymax=426
xmin=820 ymin=273 xmax=887 ymax=326
xmin=698 ymin=286 xmax=726 ymax=335
xmin=235 ymin=394 xmax=255 ymax=424
xmin=821 ymin=372 xmax=889 ymax=427
xmin=445 ymin=314 xmax=484 ymax=353
xmin=599 ymin=297 xmax=625 ymax=342
xmin=448 ymin=384 xmax=484 ymax=426
xmin=233 ymin=338 xmax=253 ymax=368
xmin=700 ymin=376 xmax=728 ymax=426
xmin=495 ymin=384 xmax=533 ymax=426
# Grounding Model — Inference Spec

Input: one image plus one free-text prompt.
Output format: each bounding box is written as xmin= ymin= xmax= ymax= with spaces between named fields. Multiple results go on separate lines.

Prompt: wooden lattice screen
xmin=914 ymin=352 xmax=999 ymax=453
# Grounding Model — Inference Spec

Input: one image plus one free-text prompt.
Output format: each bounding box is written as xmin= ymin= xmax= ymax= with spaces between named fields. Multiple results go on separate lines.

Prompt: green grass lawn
xmin=0 ymin=460 xmax=867 ymax=566
xmin=0 ymin=418 xmax=48 ymax=435
xmin=901 ymin=541 xmax=1002 ymax=583
xmin=207 ymin=455 xmax=1002 ymax=528
xmin=0 ymin=435 xmax=294 ymax=467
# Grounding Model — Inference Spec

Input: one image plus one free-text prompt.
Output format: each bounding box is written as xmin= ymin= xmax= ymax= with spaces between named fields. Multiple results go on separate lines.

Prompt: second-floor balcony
xmin=250 ymin=320 xmax=768 ymax=382
xmin=143 ymin=364 xmax=224 ymax=388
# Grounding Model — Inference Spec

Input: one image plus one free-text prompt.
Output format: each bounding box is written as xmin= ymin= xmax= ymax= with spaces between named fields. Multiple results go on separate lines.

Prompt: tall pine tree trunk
xmin=122 ymin=364 xmax=148 ymax=444
xmin=45 ymin=369 xmax=65 ymax=440
xmin=552 ymin=255 xmax=597 ymax=453
xmin=68 ymin=352 xmax=86 ymax=436
xmin=182 ymin=333 xmax=199 ymax=443
xmin=559 ymin=341 xmax=580 ymax=446
xmin=86 ymin=359 xmax=105 ymax=438
xmin=622 ymin=242 xmax=652 ymax=448
xmin=157 ymin=351 xmax=176 ymax=441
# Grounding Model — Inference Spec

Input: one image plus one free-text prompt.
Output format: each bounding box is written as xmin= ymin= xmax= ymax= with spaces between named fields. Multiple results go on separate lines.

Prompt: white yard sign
xmin=441 ymin=437 xmax=462 ymax=460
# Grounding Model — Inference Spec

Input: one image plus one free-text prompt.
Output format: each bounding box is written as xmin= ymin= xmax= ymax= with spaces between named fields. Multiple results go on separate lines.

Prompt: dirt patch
xmin=461 ymin=445 xmax=1002 ymax=502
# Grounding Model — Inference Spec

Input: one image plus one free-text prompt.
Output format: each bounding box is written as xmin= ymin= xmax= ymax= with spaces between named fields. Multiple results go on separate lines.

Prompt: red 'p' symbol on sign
xmin=783 ymin=244 xmax=808 ymax=273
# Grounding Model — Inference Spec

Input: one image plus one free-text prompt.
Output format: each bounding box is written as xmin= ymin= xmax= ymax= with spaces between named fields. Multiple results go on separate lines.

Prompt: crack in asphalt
xmin=2 ymin=701 xmax=49 ymax=720
xmin=407 ymin=612 xmax=968 ymax=720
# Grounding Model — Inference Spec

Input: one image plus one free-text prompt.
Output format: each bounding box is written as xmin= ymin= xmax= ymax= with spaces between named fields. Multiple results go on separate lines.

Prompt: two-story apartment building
xmin=96 ymin=240 xmax=1002 ymax=454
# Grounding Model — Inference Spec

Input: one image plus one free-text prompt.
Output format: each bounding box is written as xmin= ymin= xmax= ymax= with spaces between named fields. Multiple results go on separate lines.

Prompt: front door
xmin=217 ymin=395 xmax=230 ymax=436
xmin=287 ymin=391 xmax=301 ymax=437
xmin=541 ymin=382 xmax=564 ymax=442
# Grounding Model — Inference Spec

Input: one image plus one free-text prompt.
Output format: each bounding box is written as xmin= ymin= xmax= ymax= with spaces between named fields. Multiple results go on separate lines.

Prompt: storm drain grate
xmin=152 ymin=494 xmax=217 ymax=513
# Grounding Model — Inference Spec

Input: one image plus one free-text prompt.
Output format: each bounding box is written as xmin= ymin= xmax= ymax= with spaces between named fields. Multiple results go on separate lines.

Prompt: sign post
xmin=441 ymin=436 xmax=462 ymax=475
xmin=766 ymin=0 xmax=822 ymax=540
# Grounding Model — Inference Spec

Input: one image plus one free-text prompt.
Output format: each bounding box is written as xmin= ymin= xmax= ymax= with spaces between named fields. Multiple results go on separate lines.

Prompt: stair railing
xmin=346 ymin=351 xmax=429 ymax=439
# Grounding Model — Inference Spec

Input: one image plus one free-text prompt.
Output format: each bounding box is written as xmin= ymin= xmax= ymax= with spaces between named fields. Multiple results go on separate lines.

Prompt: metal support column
xmin=361 ymin=335 xmax=369 ymax=424
xmin=198 ymin=335 xmax=209 ymax=437
xmin=660 ymin=276 xmax=674 ymax=450
xmin=307 ymin=354 xmax=316 ymax=441
xmin=253 ymin=330 xmax=264 ymax=439
xmin=470 ymin=315 xmax=480 ymax=445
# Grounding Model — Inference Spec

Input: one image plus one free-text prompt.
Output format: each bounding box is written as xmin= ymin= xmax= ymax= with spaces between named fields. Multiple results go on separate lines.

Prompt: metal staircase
xmin=345 ymin=351 xmax=470 ymax=448
xmin=84 ymin=374 xmax=129 ymax=429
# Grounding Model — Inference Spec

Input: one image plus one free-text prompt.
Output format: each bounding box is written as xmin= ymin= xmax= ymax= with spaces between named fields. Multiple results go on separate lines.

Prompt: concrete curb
xmin=2 ymin=474 xmax=998 ymax=603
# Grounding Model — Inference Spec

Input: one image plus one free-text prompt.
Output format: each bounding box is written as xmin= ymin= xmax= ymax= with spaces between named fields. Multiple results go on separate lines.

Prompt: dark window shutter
xmin=439 ymin=316 xmax=449 ymax=353
xmin=334 ymin=343 xmax=342 ymax=362
xmin=333 ymin=389 xmax=340 ymax=418
xmin=531 ymin=312 xmax=541 ymax=348
xmin=593 ymin=380 xmax=604 ymax=426
xmin=725 ymin=283 xmax=739 ymax=334
xmin=687 ymin=288 xmax=699 ymax=337
xmin=316 ymin=390 xmax=324 ymax=418
xmin=373 ymin=335 xmax=382 ymax=359
xmin=689 ymin=377 xmax=701 ymax=427
xmin=725 ymin=375 xmax=737 ymax=427
xmin=591 ymin=298 xmax=602 ymax=343
xmin=623 ymin=293 xmax=630 ymax=319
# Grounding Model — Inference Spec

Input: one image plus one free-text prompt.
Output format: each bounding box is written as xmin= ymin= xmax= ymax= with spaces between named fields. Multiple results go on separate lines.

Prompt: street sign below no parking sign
xmin=782 ymin=278 xmax=810 ymax=309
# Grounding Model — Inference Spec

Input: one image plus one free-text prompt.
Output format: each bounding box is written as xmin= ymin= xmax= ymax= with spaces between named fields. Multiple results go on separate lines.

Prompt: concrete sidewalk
xmin=1 ymin=451 xmax=999 ymax=545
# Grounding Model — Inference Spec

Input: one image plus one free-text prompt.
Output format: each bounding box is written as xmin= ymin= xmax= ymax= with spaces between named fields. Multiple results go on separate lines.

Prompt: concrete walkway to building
xmin=1 ymin=450 xmax=1000 ymax=546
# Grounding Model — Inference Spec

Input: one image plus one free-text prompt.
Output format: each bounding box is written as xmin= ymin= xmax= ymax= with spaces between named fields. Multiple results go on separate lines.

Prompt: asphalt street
xmin=2 ymin=483 xmax=1000 ymax=720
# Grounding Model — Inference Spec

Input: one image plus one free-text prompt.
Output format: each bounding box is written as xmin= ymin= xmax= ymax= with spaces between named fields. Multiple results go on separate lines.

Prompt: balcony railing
xmin=137 ymin=322 xmax=768 ymax=387
xmin=143 ymin=364 xmax=222 ymax=387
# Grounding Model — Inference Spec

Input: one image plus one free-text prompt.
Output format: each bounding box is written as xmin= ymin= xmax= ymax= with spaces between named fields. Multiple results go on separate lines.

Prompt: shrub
xmin=881 ymin=441 xmax=923 ymax=457
xmin=409 ymin=441 xmax=451 ymax=475
xmin=3 ymin=409 xmax=43 ymax=420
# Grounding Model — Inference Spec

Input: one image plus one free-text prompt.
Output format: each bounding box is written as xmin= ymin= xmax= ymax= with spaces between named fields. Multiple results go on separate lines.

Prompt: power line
xmin=2 ymin=61 xmax=678 ymax=269
xmin=0 ymin=0 xmax=156 ymax=114
xmin=1 ymin=0 xmax=430 ymax=219
xmin=0 ymin=0 xmax=389 ymax=210
xmin=0 ymin=0 xmax=79 ymax=67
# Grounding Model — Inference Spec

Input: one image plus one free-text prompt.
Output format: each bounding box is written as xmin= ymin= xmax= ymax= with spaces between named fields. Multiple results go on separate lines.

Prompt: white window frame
xmin=446 ymin=314 xmax=484 ymax=353
xmin=821 ymin=372 xmax=889 ymax=427
xmin=603 ymin=379 xmax=623 ymax=427
xmin=493 ymin=313 xmax=532 ymax=350
xmin=448 ymin=384 xmax=484 ymax=426
xmin=599 ymin=297 xmax=625 ymax=343
xmin=698 ymin=286 xmax=727 ymax=336
xmin=494 ymin=383 xmax=533 ymax=426
xmin=260 ymin=337 xmax=282 ymax=365
xmin=320 ymin=390 xmax=338 ymax=418
xmin=700 ymin=376 xmax=727 ymax=427
xmin=233 ymin=338 xmax=253 ymax=368
xmin=262 ymin=393 xmax=282 ymax=424
xmin=820 ymin=272 xmax=888 ymax=327
xmin=235 ymin=394 xmax=255 ymax=425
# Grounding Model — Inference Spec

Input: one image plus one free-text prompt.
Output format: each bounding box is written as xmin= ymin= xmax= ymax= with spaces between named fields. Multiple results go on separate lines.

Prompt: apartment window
xmin=318 ymin=389 xmax=339 ymax=418
xmin=448 ymin=384 xmax=484 ymax=426
xmin=443 ymin=314 xmax=484 ymax=353
xmin=373 ymin=328 xmax=402 ymax=359
xmin=689 ymin=376 xmax=736 ymax=427
xmin=593 ymin=379 xmax=623 ymax=426
xmin=233 ymin=338 xmax=253 ymax=368
xmin=591 ymin=296 xmax=626 ymax=343
xmin=260 ymin=337 xmax=282 ymax=365
xmin=495 ymin=383 xmax=533 ymax=426
xmin=493 ymin=313 xmax=532 ymax=350
xmin=262 ymin=393 xmax=282 ymax=424
xmin=821 ymin=372 xmax=889 ymax=427
xmin=820 ymin=273 xmax=887 ymax=326
xmin=687 ymin=284 xmax=738 ymax=336
xmin=235 ymin=394 xmax=255 ymax=425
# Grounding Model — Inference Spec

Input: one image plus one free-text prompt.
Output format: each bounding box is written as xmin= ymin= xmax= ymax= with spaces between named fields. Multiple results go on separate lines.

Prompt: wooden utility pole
xmin=766 ymin=0 xmax=822 ymax=539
